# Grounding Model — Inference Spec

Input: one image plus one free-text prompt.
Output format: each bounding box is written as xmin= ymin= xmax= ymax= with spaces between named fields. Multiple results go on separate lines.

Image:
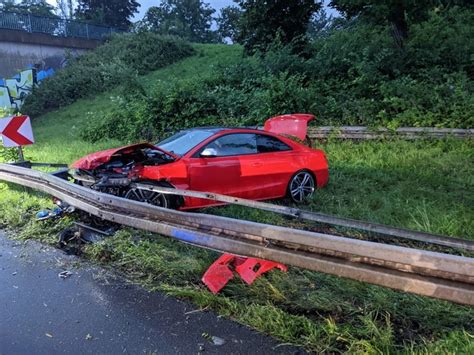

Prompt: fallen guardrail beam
xmin=307 ymin=126 xmax=474 ymax=140
xmin=1 ymin=163 xmax=473 ymax=305
xmin=131 ymin=183 xmax=474 ymax=252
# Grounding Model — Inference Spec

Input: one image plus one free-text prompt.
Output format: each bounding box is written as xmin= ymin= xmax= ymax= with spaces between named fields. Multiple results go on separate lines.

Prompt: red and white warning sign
xmin=0 ymin=115 xmax=35 ymax=147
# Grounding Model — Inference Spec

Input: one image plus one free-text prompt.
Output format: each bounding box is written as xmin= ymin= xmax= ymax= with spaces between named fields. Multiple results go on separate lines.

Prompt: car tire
xmin=287 ymin=170 xmax=316 ymax=203
xmin=123 ymin=181 xmax=180 ymax=209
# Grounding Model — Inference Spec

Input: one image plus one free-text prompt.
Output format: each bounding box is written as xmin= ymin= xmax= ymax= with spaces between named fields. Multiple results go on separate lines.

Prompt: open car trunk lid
xmin=264 ymin=114 xmax=315 ymax=141
xmin=70 ymin=143 xmax=179 ymax=170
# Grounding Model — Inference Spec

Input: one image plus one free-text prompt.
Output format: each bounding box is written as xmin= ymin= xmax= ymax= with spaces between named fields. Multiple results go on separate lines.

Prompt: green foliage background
xmin=22 ymin=32 xmax=195 ymax=117
xmin=65 ymin=7 xmax=473 ymax=143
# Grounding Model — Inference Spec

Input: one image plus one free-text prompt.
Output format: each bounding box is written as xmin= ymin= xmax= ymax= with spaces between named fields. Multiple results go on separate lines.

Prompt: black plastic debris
xmin=58 ymin=218 xmax=118 ymax=255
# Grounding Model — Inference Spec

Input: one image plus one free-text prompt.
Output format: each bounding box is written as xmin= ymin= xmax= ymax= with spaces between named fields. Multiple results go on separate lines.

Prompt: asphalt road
xmin=0 ymin=232 xmax=303 ymax=354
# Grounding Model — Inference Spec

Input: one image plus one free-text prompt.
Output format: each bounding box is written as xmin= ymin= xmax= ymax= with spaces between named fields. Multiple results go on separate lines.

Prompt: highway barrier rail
xmin=0 ymin=163 xmax=473 ymax=306
xmin=307 ymin=126 xmax=473 ymax=140
xmin=128 ymin=183 xmax=474 ymax=251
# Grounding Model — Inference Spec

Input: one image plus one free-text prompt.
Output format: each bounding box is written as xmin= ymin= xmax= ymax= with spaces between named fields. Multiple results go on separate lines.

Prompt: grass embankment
xmin=1 ymin=44 xmax=473 ymax=353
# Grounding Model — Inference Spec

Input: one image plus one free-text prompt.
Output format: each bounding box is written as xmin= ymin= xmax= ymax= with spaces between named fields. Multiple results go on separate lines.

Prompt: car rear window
xmin=256 ymin=134 xmax=291 ymax=153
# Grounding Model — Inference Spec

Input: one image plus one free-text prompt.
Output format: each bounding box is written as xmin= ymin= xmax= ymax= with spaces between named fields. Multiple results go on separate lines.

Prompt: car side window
xmin=202 ymin=133 xmax=257 ymax=157
xmin=256 ymin=134 xmax=291 ymax=153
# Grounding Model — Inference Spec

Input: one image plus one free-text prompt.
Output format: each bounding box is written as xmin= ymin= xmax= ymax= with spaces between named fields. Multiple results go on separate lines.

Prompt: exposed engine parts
xmin=71 ymin=146 xmax=176 ymax=207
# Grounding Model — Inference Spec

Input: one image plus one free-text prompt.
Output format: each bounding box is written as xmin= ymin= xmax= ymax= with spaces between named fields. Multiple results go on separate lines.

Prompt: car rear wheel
xmin=288 ymin=170 xmax=315 ymax=203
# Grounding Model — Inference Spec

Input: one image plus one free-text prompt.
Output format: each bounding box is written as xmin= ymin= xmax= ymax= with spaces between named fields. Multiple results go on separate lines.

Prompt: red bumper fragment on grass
xmin=202 ymin=254 xmax=287 ymax=294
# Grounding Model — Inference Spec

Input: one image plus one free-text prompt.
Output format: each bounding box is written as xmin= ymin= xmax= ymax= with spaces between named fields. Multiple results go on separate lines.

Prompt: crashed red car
xmin=71 ymin=114 xmax=329 ymax=209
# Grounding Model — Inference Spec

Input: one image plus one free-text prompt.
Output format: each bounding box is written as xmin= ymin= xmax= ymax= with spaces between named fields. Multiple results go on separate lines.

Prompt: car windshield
xmin=156 ymin=129 xmax=215 ymax=156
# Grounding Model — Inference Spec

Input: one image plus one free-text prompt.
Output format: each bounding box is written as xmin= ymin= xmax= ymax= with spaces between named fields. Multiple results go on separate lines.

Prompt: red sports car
xmin=71 ymin=114 xmax=329 ymax=209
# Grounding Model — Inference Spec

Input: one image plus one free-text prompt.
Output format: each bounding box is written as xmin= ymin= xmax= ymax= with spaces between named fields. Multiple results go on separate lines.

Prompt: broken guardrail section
xmin=0 ymin=163 xmax=473 ymax=305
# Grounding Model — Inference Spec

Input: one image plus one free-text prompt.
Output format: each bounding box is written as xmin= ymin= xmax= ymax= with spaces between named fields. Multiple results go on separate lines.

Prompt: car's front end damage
xmin=70 ymin=143 xmax=179 ymax=202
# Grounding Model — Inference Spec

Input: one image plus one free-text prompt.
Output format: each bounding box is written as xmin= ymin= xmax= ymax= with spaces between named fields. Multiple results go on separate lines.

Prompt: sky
xmin=45 ymin=1 xmax=235 ymax=20
xmin=46 ymin=1 xmax=337 ymax=21
xmin=135 ymin=1 xmax=234 ymax=19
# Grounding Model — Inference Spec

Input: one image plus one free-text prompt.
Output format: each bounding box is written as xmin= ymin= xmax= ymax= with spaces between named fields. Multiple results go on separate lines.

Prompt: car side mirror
xmin=200 ymin=147 xmax=217 ymax=158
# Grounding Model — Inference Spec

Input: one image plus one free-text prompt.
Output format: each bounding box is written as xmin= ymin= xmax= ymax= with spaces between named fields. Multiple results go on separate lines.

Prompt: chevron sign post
xmin=0 ymin=115 xmax=34 ymax=147
xmin=0 ymin=115 xmax=35 ymax=161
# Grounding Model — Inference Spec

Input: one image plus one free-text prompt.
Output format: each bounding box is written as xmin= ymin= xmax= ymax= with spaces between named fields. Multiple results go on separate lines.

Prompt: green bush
xmin=405 ymin=7 xmax=474 ymax=74
xmin=81 ymin=70 xmax=321 ymax=143
xmin=82 ymin=7 xmax=473 ymax=143
xmin=22 ymin=32 xmax=195 ymax=117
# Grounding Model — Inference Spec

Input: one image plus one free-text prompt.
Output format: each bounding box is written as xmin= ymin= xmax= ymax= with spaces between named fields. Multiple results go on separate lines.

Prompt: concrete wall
xmin=0 ymin=29 xmax=100 ymax=78
xmin=0 ymin=43 xmax=83 ymax=78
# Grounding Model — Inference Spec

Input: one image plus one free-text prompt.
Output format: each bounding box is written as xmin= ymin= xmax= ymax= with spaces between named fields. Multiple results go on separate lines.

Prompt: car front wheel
xmin=123 ymin=181 xmax=182 ymax=209
xmin=288 ymin=170 xmax=315 ymax=203
xmin=124 ymin=186 xmax=169 ymax=208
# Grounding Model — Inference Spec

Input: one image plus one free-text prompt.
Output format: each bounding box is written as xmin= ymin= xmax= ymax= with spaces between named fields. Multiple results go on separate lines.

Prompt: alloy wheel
xmin=124 ymin=187 xmax=168 ymax=208
xmin=289 ymin=171 xmax=315 ymax=203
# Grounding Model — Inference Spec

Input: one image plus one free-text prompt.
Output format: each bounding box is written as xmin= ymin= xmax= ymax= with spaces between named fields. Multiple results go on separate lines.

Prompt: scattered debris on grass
xmin=202 ymin=253 xmax=287 ymax=294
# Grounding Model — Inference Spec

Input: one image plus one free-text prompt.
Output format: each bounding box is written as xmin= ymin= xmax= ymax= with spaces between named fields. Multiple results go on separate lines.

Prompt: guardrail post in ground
xmin=17 ymin=146 xmax=25 ymax=162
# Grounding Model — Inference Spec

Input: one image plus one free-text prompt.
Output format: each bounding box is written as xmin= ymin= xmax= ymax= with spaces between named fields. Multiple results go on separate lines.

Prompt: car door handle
xmin=251 ymin=162 xmax=262 ymax=167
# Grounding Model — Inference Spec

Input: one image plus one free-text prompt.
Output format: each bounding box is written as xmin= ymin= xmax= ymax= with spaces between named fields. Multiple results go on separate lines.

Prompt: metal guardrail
xmin=125 ymin=183 xmax=474 ymax=251
xmin=0 ymin=11 xmax=122 ymax=40
xmin=0 ymin=163 xmax=473 ymax=305
xmin=307 ymin=126 xmax=474 ymax=140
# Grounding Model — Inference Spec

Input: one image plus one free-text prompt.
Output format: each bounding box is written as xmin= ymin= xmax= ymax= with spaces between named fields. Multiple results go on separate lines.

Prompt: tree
xmin=141 ymin=0 xmax=217 ymax=43
xmin=55 ymin=0 xmax=76 ymax=19
xmin=216 ymin=5 xmax=242 ymax=43
xmin=329 ymin=0 xmax=472 ymax=47
xmin=236 ymin=0 xmax=322 ymax=54
xmin=76 ymin=0 xmax=140 ymax=28
xmin=0 ymin=0 xmax=58 ymax=17
xmin=307 ymin=8 xmax=335 ymax=39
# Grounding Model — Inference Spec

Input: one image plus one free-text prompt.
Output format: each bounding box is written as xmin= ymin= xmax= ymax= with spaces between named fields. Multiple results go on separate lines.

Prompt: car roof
xmin=185 ymin=126 xmax=262 ymax=133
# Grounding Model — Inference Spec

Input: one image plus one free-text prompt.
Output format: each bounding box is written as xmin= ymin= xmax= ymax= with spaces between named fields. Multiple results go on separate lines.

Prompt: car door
xmin=187 ymin=133 xmax=266 ymax=205
xmin=253 ymin=133 xmax=297 ymax=198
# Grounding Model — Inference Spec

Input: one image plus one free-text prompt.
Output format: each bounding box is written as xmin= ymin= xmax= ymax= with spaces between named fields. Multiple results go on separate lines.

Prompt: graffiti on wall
xmin=0 ymin=67 xmax=54 ymax=110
